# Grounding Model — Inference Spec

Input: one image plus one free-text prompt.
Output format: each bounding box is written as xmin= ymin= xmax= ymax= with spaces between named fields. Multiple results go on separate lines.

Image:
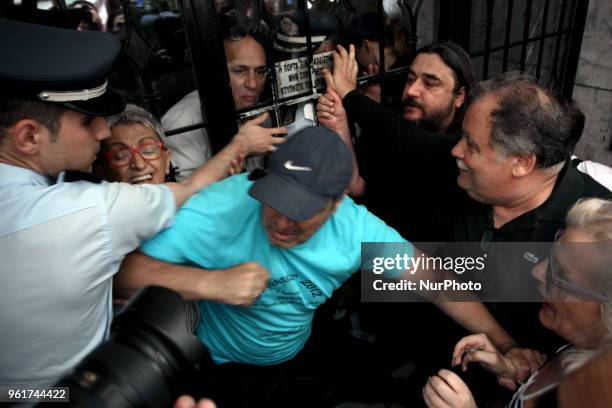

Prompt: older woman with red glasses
xmin=423 ymin=198 xmax=612 ymax=408
xmin=100 ymin=104 xmax=176 ymax=184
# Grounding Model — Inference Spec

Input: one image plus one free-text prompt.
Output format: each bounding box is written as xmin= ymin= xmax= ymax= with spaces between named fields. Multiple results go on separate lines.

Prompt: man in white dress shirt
xmin=0 ymin=18 xmax=282 ymax=388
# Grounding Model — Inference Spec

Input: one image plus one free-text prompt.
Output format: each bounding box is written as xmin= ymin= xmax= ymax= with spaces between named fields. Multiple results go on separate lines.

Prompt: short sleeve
xmin=342 ymin=197 xmax=407 ymax=244
xmin=139 ymin=211 xmax=195 ymax=264
xmin=140 ymin=174 xmax=258 ymax=266
xmin=339 ymin=197 xmax=413 ymax=277
xmin=103 ymin=183 xmax=176 ymax=260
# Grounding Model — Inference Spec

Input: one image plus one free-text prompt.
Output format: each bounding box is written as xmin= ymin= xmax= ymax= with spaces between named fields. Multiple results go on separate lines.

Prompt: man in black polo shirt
xmin=318 ymin=41 xmax=475 ymax=241
xmin=324 ymin=45 xmax=610 ymax=355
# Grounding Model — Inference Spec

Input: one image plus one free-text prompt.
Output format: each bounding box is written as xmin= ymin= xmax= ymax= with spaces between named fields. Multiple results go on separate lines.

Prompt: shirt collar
xmin=0 ymin=163 xmax=56 ymax=187
xmin=489 ymin=159 xmax=576 ymax=233
xmin=534 ymin=159 xmax=582 ymax=223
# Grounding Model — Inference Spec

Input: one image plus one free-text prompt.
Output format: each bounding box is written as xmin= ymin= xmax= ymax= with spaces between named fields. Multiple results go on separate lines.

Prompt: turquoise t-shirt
xmin=141 ymin=173 xmax=410 ymax=365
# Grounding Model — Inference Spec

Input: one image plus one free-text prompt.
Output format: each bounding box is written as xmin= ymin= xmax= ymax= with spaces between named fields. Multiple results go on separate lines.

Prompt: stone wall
xmin=572 ymin=0 xmax=612 ymax=165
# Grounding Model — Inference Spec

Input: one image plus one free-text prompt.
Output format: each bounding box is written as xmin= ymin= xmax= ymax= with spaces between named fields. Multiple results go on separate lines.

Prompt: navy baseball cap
xmin=0 ymin=18 xmax=125 ymax=116
xmin=248 ymin=126 xmax=353 ymax=222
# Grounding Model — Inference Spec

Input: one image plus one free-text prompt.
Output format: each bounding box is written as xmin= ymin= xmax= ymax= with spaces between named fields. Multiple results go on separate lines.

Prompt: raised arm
xmin=321 ymin=44 xmax=404 ymax=143
xmin=317 ymin=88 xmax=365 ymax=196
xmin=324 ymin=44 xmax=459 ymax=169
xmin=115 ymin=251 xmax=270 ymax=306
xmin=166 ymin=113 xmax=287 ymax=206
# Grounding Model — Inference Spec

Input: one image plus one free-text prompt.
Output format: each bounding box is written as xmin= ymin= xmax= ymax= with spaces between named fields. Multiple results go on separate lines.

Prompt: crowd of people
xmin=1 ymin=6 xmax=611 ymax=408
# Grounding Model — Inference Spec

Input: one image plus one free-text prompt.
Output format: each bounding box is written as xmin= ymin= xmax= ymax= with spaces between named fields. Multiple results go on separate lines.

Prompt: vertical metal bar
xmin=408 ymin=4 xmax=418 ymax=55
xmin=298 ymin=0 xmax=313 ymax=66
xmin=298 ymin=0 xmax=316 ymax=103
xmin=377 ymin=0 xmax=386 ymax=75
xmin=261 ymin=0 xmax=280 ymax=126
xmin=414 ymin=0 xmax=424 ymax=47
xmin=270 ymin=66 xmax=281 ymax=127
xmin=482 ymin=0 xmax=495 ymax=79
xmin=550 ymin=0 xmax=569 ymax=87
xmin=561 ymin=0 xmax=589 ymax=97
xmin=502 ymin=0 xmax=514 ymax=71
xmin=377 ymin=0 xmax=388 ymax=105
xmin=535 ymin=0 xmax=551 ymax=78
xmin=121 ymin=0 xmax=133 ymax=55
xmin=438 ymin=0 xmax=471 ymax=51
xmin=118 ymin=0 xmax=162 ymax=117
xmin=520 ymin=0 xmax=533 ymax=71
xmin=178 ymin=0 xmax=236 ymax=153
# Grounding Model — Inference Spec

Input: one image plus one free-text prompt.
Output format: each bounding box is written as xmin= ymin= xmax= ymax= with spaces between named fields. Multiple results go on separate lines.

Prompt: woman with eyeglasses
xmin=100 ymin=103 xmax=284 ymax=184
xmin=423 ymin=198 xmax=612 ymax=408
xmin=99 ymin=104 xmax=176 ymax=184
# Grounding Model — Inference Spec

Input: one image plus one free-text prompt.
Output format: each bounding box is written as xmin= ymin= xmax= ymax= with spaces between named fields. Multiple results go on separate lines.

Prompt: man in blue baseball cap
xmin=117 ymin=125 xmax=523 ymax=407
xmin=0 ymin=18 xmax=285 ymax=389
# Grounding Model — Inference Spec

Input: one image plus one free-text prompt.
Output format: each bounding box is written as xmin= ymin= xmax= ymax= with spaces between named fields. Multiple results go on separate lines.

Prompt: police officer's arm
xmin=115 ymin=251 xmax=270 ymax=306
xmin=165 ymin=113 xmax=287 ymax=207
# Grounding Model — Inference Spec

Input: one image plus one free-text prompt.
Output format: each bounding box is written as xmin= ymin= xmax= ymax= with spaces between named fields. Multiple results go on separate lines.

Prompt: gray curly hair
xmin=560 ymin=198 xmax=612 ymax=374
xmin=106 ymin=103 xmax=166 ymax=144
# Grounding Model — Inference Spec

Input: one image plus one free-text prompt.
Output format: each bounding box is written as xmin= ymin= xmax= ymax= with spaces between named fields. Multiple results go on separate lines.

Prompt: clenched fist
xmin=209 ymin=261 xmax=270 ymax=306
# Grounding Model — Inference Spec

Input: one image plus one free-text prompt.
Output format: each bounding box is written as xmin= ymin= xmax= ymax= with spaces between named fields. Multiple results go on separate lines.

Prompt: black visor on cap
xmin=249 ymin=172 xmax=330 ymax=222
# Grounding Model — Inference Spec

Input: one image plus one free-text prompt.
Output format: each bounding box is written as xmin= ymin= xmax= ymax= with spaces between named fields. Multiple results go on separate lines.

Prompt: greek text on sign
xmin=274 ymin=52 xmax=332 ymax=99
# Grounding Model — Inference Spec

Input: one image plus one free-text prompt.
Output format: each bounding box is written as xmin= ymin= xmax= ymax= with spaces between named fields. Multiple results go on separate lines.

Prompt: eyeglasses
xmin=545 ymin=230 xmax=610 ymax=302
xmin=104 ymin=141 xmax=166 ymax=168
xmin=229 ymin=66 xmax=271 ymax=79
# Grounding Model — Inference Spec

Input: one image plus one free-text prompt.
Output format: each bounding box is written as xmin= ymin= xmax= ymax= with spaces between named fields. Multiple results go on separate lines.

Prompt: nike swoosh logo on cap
xmin=283 ymin=160 xmax=312 ymax=171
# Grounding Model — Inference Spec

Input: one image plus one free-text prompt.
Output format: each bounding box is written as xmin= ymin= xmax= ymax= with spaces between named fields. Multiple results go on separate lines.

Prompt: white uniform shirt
xmin=0 ymin=164 xmax=175 ymax=388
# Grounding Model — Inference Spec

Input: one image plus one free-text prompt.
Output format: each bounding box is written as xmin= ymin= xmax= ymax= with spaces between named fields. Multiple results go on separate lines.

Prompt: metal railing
xmin=464 ymin=0 xmax=589 ymax=96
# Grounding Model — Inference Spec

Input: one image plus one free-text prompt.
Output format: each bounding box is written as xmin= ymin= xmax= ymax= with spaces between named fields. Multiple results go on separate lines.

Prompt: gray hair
xmin=566 ymin=198 xmax=612 ymax=242
xmin=566 ymin=198 xmax=612 ymax=336
xmin=560 ymin=198 xmax=612 ymax=374
xmin=106 ymin=104 xmax=166 ymax=144
xmin=470 ymin=72 xmax=572 ymax=169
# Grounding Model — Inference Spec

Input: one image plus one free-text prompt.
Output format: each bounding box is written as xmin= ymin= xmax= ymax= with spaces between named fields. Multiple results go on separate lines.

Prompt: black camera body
xmin=45 ymin=286 xmax=205 ymax=408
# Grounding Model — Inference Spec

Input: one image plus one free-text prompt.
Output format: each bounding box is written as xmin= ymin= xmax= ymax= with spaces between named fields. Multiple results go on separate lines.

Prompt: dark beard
xmin=402 ymin=96 xmax=456 ymax=133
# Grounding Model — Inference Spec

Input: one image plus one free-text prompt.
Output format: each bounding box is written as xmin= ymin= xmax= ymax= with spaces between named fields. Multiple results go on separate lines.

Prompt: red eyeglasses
xmin=104 ymin=141 xmax=166 ymax=168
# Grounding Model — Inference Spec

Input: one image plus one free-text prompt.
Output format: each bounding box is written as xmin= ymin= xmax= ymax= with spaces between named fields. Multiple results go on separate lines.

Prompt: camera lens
xmin=45 ymin=286 xmax=205 ymax=408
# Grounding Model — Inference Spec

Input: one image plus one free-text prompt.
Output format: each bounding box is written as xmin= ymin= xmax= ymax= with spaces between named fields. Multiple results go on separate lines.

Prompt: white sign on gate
xmin=274 ymin=51 xmax=332 ymax=99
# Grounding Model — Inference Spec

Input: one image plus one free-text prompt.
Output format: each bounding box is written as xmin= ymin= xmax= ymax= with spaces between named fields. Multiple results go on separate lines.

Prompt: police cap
xmin=0 ymin=18 xmax=125 ymax=116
